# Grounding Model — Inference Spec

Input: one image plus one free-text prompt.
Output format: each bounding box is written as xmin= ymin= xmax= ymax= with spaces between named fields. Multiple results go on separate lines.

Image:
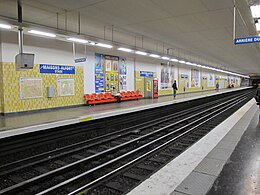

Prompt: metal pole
xmin=17 ymin=0 xmax=23 ymax=54
xmin=233 ymin=0 xmax=236 ymax=40
xmin=112 ymin=25 xmax=114 ymax=42
xmin=78 ymin=12 xmax=81 ymax=34
xmin=72 ymin=42 xmax=76 ymax=60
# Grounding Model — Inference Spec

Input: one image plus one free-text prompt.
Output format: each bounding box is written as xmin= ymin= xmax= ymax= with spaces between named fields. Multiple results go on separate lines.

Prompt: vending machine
xmin=153 ymin=78 xmax=158 ymax=98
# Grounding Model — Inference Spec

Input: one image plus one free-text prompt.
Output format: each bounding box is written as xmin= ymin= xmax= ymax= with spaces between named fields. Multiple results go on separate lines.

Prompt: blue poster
xmin=95 ymin=54 xmax=105 ymax=92
xmin=40 ymin=64 xmax=75 ymax=74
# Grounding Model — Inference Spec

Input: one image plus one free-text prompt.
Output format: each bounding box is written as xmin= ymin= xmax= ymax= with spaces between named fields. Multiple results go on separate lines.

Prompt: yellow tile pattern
xmin=2 ymin=63 xmax=84 ymax=113
xmin=0 ymin=62 xmax=3 ymax=113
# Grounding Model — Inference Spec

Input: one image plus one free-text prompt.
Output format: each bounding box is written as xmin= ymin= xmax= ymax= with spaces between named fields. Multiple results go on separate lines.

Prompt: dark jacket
xmin=172 ymin=82 xmax=178 ymax=90
xmin=255 ymin=86 xmax=260 ymax=102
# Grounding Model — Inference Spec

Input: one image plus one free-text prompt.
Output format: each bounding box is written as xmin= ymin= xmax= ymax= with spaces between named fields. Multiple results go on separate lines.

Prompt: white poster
xmin=57 ymin=78 xmax=74 ymax=96
xmin=207 ymin=73 xmax=215 ymax=87
xmin=160 ymin=63 xmax=176 ymax=89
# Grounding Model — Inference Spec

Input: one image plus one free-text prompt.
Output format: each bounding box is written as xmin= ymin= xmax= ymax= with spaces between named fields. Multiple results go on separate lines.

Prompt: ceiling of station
xmin=1 ymin=0 xmax=260 ymax=75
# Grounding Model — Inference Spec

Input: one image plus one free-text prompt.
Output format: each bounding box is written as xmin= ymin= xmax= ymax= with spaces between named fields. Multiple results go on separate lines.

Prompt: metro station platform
xmin=0 ymin=87 xmax=258 ymax=195
xmin=0 ymin=87 xmax=250 ymax=139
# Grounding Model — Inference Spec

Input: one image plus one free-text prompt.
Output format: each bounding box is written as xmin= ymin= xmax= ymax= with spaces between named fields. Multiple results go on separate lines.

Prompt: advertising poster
xmin=106 ymin=60 xmax=112 ymax=71
xmin=160 ymin=63 xmax=175 ymax=89
xmin=119 ymin=58 xmax=127 ymax=91
xmin=207 ymin=73 xmax=215 ymax=87
xmin=191 ymin=69 xmax=200 ymax=87
xmin=95 ymin=53 xmax=105 ymax=93
xmin=104 ymin=55 xmax=119 ymax=92
xmin=202 ymin=76 xmax=207 ymax=89
xmin=179 ymin=74 xmax=189 ymax=91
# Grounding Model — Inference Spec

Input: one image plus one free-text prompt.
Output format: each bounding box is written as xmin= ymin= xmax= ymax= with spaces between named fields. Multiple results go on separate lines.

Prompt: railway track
xmin=0 ymin=89 xmax=254 ymax=194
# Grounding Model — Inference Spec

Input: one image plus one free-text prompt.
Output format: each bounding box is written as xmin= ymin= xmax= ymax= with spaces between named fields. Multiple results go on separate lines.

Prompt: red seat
xmin=136 ymin=90 xmax=143 ymax=98
xmin=84 ymin=94 xmax=95 ymax=104
xmin=92 ymin=93 xmax=101 ymax=101
xmin=105 ymin=92 xmax=114 ymax=99
xmin=127 ymin=91 xmax=134 ymax=97
xmin=99 ymin=93 xmax=106 ymax=100
xmin=131 ymin=91 xmax=138 ymax=97
xmin=121 ymin=91 xmax=128 ymax=97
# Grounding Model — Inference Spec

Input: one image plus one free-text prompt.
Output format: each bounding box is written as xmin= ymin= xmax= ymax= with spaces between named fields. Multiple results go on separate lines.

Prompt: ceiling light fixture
xmin=135 ymin=51 xmax=147 ymax=55
xmin=118 ymin=47 xmax=133 ymax=52
xmin=67 ymin=37 xmax=88 ymax=44
xmin=0 ymin=23 xmax=11 ymax=29
xmin=179 ymin=60 xmax=186 ymax=64
xmin=170 ymin=58 xmax=179 ymax=62
xmin=96 ymin=43 xmax=113 ymax=48
xmin=149 ymin=54 xmax=160 ymax=58
xmin=185 ymin=62 xmax=193 ymax=65
xmin=88 ymin=41 xmax=95 ymax=45
xmin=28 ymin=30 xmax=56 ymax=38
xmin=162 ymin=56 xmax=170 ymax=60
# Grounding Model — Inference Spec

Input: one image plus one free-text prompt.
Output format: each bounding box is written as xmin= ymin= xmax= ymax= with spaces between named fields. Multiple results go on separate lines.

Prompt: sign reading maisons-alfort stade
xmin=234 ymin=36 xmax=260 ymax=45
xmin=40 ymin=64 xmax=75 ymax=74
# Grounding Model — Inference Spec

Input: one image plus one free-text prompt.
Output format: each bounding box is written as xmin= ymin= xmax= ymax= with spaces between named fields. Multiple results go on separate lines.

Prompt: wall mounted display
xmin=20 ymin=78 xmax=43 ymax=99
xmin=95 ymin=53 xmax=105 ymax=93
xmin=179 ymin=74 xmax=189 ymax=91
xmin=160 ymin=63 xmax=176 ymax=89
xmin=119 ymin=58 xmax=127 ymax=91
xmin=202 ymin=76 xmax=207 ymax=89
xmin=57 ymin=78 xmax=74 ymax=96
xmin=40 ymin=64 xmax=75 ymax=74
xmin=207 ymin=73 xmax=215 ymax=87
xmin=191 ymin=69 xmax=200 ymax=87
xmin=95 ymin=53 xmax=120 ymax=92
xmin=104 ymin=55 xmax=119 ymax=92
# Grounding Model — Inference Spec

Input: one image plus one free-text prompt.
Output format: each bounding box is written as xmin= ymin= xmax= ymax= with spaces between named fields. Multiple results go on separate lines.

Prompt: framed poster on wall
xmin=57 ymin=78 xmax=74 ymax=96
xmin=20 ymin=78 xmax=43 ymax=99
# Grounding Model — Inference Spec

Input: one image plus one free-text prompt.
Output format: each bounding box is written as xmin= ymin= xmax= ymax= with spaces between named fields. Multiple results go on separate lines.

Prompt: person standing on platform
xmin=216 ymin=82 xmax=219 ymax=92
xmin=255 ymin=84 xmax=260 ymax=105
xmin=172 ymin=80 xmax=178 ymax=99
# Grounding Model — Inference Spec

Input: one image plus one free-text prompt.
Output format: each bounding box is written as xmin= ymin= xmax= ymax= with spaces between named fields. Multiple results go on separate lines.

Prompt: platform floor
xmin=127 ymin=95 xmax=258 ymax=195
xmin=207 ymin=106 xmax=260 ymax=195
xmin=0 ymin=88 xmax=245 ymax=134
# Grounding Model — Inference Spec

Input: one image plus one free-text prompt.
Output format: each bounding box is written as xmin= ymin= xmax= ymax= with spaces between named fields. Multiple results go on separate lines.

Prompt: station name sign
xmin=140 ymin=71 xmax=153 ymax=77
xmin=234 ymin=36 xmax=260 ymax=45
xmin=40 ymin=64 xmax=75 ymax=74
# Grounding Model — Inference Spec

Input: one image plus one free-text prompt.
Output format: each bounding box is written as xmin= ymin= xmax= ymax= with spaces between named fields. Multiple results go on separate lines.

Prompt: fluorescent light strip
xmin=179 ymin=60 xmax=186 ymax=64
xmin=162 ymin=56 xmax=170 ymax=60
xmin=171 ymin=59 xmax=178 ymax=62
xmin=67 ymin=37 xmax=88 ymax=44
xmin=185 ymin=62 xmax=193 ymax=65
xmin=135 ymin=51 xmax=147 ymax=55
xmin=149 ymin=54 xmax=160 ymax=58
xmin=0 ymin=23 xmax=11 ymax=29
xmin=28 ymin=30 xmax=56 ymax=38
xmin=96 ymin=43 xmax=113 ymax=48
xmin=118 ymin=47 xmax=133 ymax=52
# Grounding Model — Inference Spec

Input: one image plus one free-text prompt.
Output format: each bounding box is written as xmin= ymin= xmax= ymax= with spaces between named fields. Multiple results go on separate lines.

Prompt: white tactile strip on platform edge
xmin=127 ymin=99 xmax=256 ymax=195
